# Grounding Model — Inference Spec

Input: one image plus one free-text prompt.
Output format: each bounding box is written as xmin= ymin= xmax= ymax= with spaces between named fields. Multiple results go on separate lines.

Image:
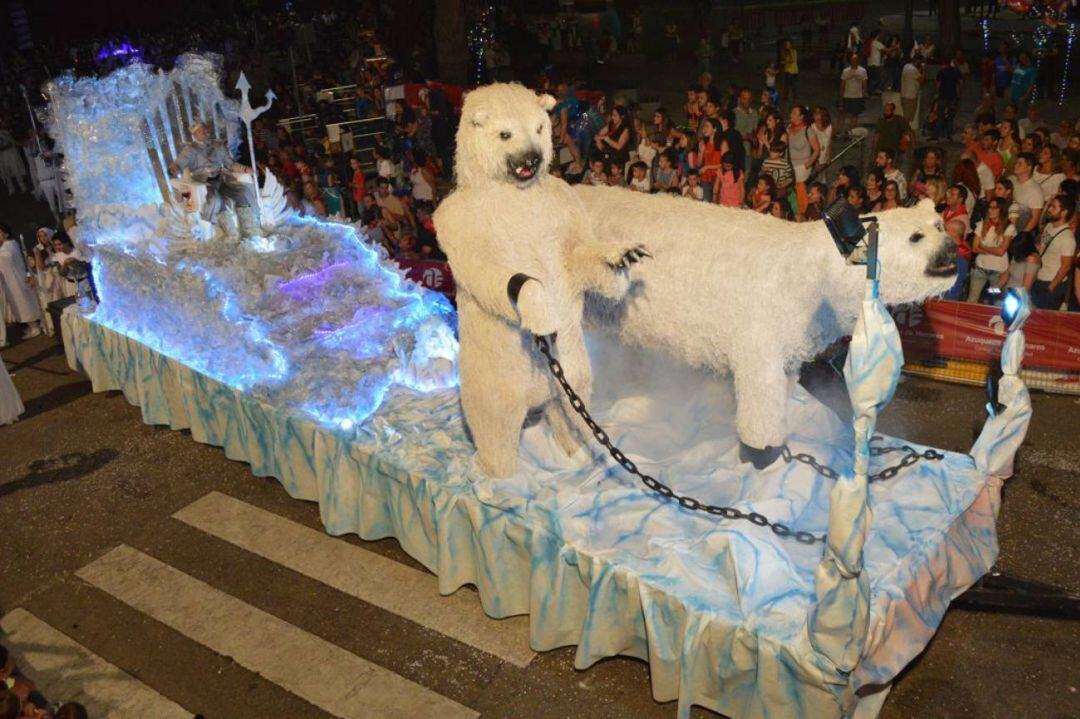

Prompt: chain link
xmin=533 ymin=338 xmax=944 ymax=547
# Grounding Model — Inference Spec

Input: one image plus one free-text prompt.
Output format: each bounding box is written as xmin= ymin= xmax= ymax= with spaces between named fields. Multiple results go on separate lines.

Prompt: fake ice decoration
xmin=46 ymin=54 xmax=458 ymax=429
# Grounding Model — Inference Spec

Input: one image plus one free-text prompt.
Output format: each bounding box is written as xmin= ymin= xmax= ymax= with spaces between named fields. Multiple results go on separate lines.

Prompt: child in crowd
xmin=628 ymin=161 xmax=651 ymax=192
xmin=761 ymin=141 xmax=794 ymax=195
xmin=653 ymin=149 xmax=681 ymax=193
xmin=715 ymin=151 xmax=745 ymax=207
xmin=374 ymin=145 xmax=395 ymax=180
xmin=582 ymin=157 xmax=608 ymax=186
xmin=682 ymin=169 xmax=705 ymax=201
xmin=349 ymin=157 xmax=366 ymax=217
xmin=608 ymin=162 xmax=626 ymax=187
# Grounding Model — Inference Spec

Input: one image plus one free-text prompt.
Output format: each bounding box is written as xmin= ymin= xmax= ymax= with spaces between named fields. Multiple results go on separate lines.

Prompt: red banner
xmin=892 ymin=299 xmax=1080 ymax=370
xmin=397 ymin=259 xmax=455 ymax=297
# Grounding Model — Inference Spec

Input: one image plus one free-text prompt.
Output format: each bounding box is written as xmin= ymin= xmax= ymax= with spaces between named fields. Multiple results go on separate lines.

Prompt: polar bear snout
xmin=507 ymin=150 xmax=543 ymax=185
xmin=924 ymin=238 xmax=959 ymax=277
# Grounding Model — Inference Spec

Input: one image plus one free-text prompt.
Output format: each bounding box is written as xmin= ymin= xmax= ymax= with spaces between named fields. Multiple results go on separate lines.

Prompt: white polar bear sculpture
xmin=575 ymin=185 xmax=958 ymax=463
xmin=434 ymin=84 xmax=647 ymax=478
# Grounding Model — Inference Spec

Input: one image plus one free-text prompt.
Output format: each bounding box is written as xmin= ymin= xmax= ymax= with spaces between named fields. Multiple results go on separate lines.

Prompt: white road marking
xmin=77 ymin=545 xmax=477 ymax=719
xmin=0 ymin=608 xmax=190 ymax=719
xmin=173 ymin=491 xmax=535 ymax=667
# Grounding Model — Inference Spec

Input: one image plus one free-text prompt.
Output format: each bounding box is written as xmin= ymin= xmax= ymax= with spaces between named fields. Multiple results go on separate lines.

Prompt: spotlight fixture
xmin=822 ymin=199 xmax=877 ymax=275
xmin=1001 ymin=287 xmax=1031 ymax=332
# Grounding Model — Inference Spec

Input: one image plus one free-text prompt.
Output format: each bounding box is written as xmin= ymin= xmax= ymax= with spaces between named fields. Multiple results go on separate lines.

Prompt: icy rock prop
xmin=47 ymin=55 xmax=459 ymax=430
xmin=809 ymin=267 xmax=903 ymax=713
xmin=971 ymin=290 xmax=1033 ymax=484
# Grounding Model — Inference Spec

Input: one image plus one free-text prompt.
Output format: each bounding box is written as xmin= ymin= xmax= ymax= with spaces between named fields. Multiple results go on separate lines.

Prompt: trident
xmin=235 ymin=71 xmax=276 ymax=217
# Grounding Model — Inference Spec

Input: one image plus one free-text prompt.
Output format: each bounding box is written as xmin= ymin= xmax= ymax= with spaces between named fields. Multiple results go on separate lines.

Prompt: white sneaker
xmin=23 ymin=326 xmax=41 ymax=339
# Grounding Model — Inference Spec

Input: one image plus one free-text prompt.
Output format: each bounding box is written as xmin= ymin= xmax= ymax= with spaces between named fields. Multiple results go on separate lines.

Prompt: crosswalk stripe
xmin=0 ymin=608 xmax=190 ymax=719
xmin=173 ymin=491 xmax=536 ymax=668
xmin=76 ymin=545 xmax=478 ymax=719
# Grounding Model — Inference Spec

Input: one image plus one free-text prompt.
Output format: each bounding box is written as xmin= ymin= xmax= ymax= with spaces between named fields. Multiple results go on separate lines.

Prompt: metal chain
xmin=534 ymin=338 xmax=945 ymax=546
xmin=535 ymin=336 xmax=825 ymax=545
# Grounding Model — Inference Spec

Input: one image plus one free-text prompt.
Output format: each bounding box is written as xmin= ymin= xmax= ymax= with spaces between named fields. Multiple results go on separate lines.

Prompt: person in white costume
xmin=33 ymin=140 xmax=65 ymax=221
xmin=0 ymin=351 xmax=24 ymax=425
xmin=0 ymin=225 xmax=44 ymax=346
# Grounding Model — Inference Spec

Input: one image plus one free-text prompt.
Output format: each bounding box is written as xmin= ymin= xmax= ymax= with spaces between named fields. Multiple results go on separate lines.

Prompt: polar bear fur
xmin=434 ymin=84 xmax=645 ymax=478
xmin=575 ymin=185 xmax=957 ymax=451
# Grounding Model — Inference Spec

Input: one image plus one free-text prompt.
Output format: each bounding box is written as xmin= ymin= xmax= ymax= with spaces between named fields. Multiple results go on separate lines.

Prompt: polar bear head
xmin=873 ymin=199 xmax=958 ymax=305
xmin=454 ymin=83 xmax=555 ymax=190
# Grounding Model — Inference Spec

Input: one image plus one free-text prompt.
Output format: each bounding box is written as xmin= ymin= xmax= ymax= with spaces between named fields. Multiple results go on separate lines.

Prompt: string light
xmin=467 ymin=4 xmax=497 ymax=84
xmin=1062 ymin=22 xmax=1077 ymax=107
xmin=981 ymin=18 xmax=991 ymax=54
xmin=1031 ymin=22 xmax=1053 ymax=102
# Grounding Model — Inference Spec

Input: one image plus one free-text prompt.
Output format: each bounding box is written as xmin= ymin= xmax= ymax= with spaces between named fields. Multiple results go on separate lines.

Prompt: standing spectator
xmin=695 ymin=36 xmax=714 ymax=75
xmin=761 ymin=141 xmax=794 ymax=197
xmin=733 ymin=88 xmax=758 ymax=171
xmin=1032 ymin=195 xmax=1077 ymax=310
xmin=0 ymin=226 xmax=44 ymax=345
xmin=808 ymin=107 xmax=834 ymax=176
xmin=694 ymin=117 xmax=724 ymax=202
xmin=997 ymin=230 xmax=1042 ymax=292
xmin=349 ymin=157 xmax=366 ymax=219
xmin=968 ymin=197 xmax=1016 ymax=302
xmin=764 ymin=62 xmax=780 ymax=105
xmin=716 ymin=111 xmax=747 ymax=174
xmin=846 ymin=22 xmax=862 ymax=56
xmin=931 ymin=55 xmax=964 ymax=140
xmin=780 ymin=39 xmax=799 ymax=103
xmin=884 ymin=35 xmax=904 ymax=92
xmin=881 ymin=180 xmax=902 ymax=209
xmin=997 ymin=119 xmax=1022 ymax=175
xmin=874 ymin=102 xmax=910 ymax=157
xmin=839 ymin=53 xmax=868 ymax=137
xmin=866 ymin=30 xmax=885 ymax=95
xmin=1009 ymin=152 xmax=1044 ymax=235
xmin=323 ymin=174 xmax=345 ymax=218
xmin=943 ymin=184 xmax=972 ymax=233
xmin=910 ymin=147 xmax=944 ymax=200
xmin=685 ymin=85 xmax=704 ymax=132
xmin=1034 ymin=145 xmax=1064 ymax=199
xmin=786 ymin=105 xmax=820 ymax=185
xmin=715 ymin=151 xmax=745 ymax=207
xmin=1018 ymin=104 xmax=1040 ymax=139
xmin=943 ymin=217 xmax=972 ymax=300
xmin=912 ymin=35 xmax=936 ymax=63
xmin=594 ymin=105 xmax=633 ymax=168
xmin=899 ymin=58 xmax=924 ymax=126
xmin=409 ymin=148 xmax=438 ymax=212
xmin=875 ymin=148 xmax=908 ymax=199
xmin=864 ymin=168 xmax=886 ymax=211
xmin=969 ymin=129 xmax=1005 ymax=180
xmin=1008 ymin=52 xmax=1037 ymax=109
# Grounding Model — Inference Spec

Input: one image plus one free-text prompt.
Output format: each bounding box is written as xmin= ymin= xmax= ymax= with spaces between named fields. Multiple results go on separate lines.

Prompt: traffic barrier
xmin=892 ymin=299 xmax=1080 ymax=395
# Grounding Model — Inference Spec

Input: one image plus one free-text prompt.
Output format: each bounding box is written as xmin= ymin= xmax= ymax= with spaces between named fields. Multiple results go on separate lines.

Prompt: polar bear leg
xmin=546 ymin=400 xmax=583 ymax=458
xmin=462 ymin=378 xmax=530 ymax=479
xmin=732 ymin=354 xmax=790 ymax=451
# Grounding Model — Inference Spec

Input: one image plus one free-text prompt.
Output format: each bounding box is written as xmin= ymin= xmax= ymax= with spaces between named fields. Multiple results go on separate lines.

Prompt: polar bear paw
xmin=515 ymin=279 xmax=560 ymax=337
xmin=574 ymin=241 xmax=651 ymax=300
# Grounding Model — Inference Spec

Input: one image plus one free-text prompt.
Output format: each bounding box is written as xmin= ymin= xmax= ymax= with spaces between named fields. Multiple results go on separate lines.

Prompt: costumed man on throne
xmin=169 ymin=123 xmax=261 ymax=240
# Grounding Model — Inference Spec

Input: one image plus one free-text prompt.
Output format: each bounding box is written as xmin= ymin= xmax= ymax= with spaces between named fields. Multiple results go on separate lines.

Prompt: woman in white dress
xmin=0 ymin=224 xmax=44 ymax=346
xmin=0 ymin=351 xmax=24 ymax=425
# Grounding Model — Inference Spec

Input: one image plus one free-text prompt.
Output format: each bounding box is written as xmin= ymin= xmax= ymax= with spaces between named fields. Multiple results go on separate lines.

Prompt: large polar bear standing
xmin=434 ymin=84 xmax=646 ymax=478
xmin=575 ymin=185 xmax=957 ymax=465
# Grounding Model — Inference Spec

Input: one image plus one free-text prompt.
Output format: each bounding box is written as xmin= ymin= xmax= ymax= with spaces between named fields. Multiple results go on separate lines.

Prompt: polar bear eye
xmin=910 ymin=232 xmax=925 ymax=244
xmin=499 ymin=131 xmax=512 ymax=140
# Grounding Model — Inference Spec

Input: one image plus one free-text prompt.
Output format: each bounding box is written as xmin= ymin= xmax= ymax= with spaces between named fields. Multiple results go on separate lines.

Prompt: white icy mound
xmin=90 ymin=216 xmax=459 ymax=428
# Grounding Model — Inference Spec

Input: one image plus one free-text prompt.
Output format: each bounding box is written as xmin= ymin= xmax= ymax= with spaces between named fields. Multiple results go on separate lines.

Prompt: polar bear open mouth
xmin=507 ymin=152 xmax=542 ymax=185
xmin=924 ymin=242 xmax=959 ymax=277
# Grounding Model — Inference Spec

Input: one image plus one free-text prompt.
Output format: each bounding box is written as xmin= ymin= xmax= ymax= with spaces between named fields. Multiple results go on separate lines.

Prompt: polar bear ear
xmin=915 ymin=197 xmax=937 ymax=213
xmin=470 ymin=109 xmax=489 ymax=128
xmin=536 ymin=93 xmax=556 ymax=112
